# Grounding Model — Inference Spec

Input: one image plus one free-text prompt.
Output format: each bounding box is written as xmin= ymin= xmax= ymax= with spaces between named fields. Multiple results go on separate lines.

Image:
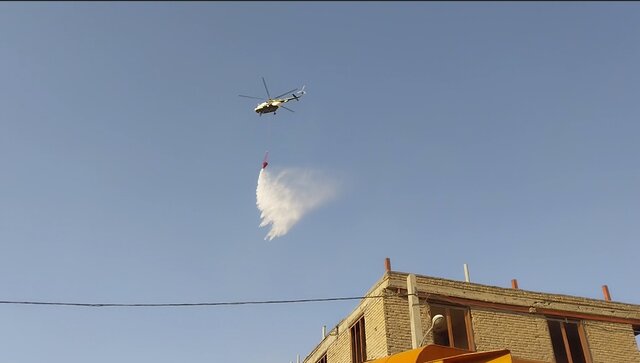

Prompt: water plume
xmin=256 ymin=167 xmax=336 ymax=240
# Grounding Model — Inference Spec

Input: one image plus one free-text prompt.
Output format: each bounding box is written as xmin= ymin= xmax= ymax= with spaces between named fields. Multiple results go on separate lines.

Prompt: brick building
xmin=303 ymin=261 xmax=640 ymax=363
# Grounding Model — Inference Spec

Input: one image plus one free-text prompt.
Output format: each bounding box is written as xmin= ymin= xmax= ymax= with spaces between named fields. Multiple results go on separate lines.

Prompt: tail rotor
xmin=292 ymin=85 xmax=306 ymax=101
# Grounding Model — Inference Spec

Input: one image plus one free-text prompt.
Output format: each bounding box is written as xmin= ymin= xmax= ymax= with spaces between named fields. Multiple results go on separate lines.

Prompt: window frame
xmin=350 ymin=315 xmax=367 ymax=363
xmin=546 ymin=317 xmax=592 ymax=363
xmin=316 ymin=353 xmax=327 ymax=363
xmin=429 ymin=303 xmax=475 ymax=351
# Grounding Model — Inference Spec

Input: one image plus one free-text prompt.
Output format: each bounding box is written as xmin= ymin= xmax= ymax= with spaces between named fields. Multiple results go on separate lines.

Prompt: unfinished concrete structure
xmin=304 ymin=259 xmax=640 ymax=363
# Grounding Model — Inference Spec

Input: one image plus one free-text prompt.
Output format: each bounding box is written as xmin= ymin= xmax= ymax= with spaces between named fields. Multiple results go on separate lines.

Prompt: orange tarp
xmin=367 ymin=345 xmax=544 ymax=363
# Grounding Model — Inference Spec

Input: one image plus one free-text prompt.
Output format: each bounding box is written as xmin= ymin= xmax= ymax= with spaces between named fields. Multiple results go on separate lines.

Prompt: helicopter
xmin=239 ymin=77 xmax=306 ymax=115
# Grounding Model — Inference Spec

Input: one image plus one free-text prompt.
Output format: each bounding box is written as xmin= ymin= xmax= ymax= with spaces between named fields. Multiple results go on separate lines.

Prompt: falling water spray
xmin=256 ymin=167 xmax=337 ymax=240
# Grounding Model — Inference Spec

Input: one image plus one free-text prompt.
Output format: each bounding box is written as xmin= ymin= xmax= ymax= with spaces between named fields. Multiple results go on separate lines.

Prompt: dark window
xmin=316 ymin=353 xmax=327 ymax=363
xmin=350 ymin=316 xmax=367 ymax=363
xmin=430 ymin=304 xmax=474 ymax=351
xmin=547 ymin=319 xmax=591 ymax=363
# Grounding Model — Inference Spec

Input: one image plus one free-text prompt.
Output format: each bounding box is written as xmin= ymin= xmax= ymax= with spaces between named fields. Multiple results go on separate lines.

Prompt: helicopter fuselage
xmin=255 ymin=99 xmax=285 ymax=114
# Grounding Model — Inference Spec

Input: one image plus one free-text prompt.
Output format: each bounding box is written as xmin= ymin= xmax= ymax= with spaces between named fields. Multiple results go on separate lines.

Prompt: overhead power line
xmin=0 ymin=295 xmax=390 ymax=308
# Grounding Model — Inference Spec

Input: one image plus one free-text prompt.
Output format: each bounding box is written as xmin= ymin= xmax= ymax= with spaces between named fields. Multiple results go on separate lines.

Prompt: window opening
xmin=350 ymin=316 xmax=366 ymax=363
xmin=547 ymin=319 xmax=590 ymax=363
xmin=429 ymin=304 xmax=473 ymax=351
xmin=316 ymin=353 xmax=327 ymax=363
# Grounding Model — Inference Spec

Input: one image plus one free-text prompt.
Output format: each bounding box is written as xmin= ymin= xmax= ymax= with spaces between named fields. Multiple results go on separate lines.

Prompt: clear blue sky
xmin=1 ymin=2 xmax=639 ymax=362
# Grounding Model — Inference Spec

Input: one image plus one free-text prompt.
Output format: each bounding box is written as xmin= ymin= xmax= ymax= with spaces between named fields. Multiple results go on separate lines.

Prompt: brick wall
xmin=363 ymin=289 xmax=389 ymax=359
xmin=326 ymin=328 xmax=350 ymax=363
xmin=583 ymin=321 xmax=640 ymax=363
xmin=383 ymin=293 xmax=413 ymax=355
xmin=471 ymin=309 xmax=554 ymax=362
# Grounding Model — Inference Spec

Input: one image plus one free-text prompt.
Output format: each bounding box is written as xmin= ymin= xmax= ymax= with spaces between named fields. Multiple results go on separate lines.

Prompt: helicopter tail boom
xmin=283 ymin=87 xmax=306 ymax=102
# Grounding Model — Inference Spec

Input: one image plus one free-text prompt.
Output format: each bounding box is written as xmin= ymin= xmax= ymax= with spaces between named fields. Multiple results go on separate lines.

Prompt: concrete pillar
xmin=407 ymin=274 xmax=423 ymax=349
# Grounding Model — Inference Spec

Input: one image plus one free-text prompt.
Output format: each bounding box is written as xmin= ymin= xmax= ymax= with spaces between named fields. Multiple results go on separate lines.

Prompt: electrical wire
xmin=0 ymin=294 xmax=391 ymax=308
xmin=3 ymin=293 xmax=635 ymax=337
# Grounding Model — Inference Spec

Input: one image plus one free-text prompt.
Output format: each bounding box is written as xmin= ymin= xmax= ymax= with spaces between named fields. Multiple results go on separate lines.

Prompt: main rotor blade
xmin=239 ymin=94 xmax=264 ymax=100
xmin=280 ymin=105 xmax=295 ymax=112
xmin=273 ymin=88 xmax=299 ymax=100
xmin=262 ymin=77 xmax=272 ymax=99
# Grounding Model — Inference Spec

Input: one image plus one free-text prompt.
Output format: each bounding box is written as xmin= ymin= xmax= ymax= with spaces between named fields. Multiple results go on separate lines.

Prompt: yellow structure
xmin=368 ymin=345 xmax=544 ymax=363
